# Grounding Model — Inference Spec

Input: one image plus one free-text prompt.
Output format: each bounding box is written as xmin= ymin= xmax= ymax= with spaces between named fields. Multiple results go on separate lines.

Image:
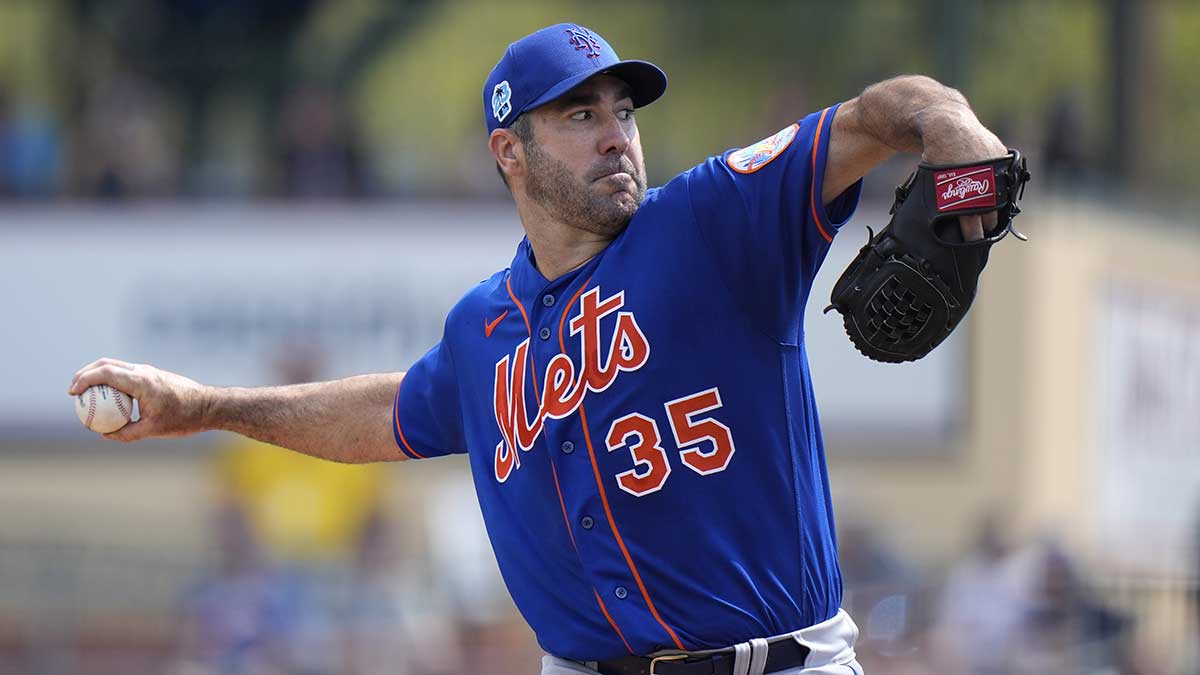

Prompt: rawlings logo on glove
xmin=824 ymin=150 xmax=1031 ymax=363
xmin=935 ymin=166 xmax=996 ymax=211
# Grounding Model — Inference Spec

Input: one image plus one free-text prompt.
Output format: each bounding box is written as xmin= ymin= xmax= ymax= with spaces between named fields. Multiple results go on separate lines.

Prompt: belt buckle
xmin=649 ymin=653 xmax=688 ymax=674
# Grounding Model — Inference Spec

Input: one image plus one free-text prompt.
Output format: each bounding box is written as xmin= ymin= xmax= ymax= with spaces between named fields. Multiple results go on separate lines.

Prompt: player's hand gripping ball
xmin=75 ymin=384 xmax=134 ymax=434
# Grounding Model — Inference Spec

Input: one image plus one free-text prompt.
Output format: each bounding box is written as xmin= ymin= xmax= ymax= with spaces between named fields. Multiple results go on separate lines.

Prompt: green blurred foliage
xmin=345 ymin=0 xmax=1136 ymax=192
xmin=1159 ymin=3 xmax=1200 ymax=186
xmin=0 ymin=0 xmax=1196 ymax=199
xmin=971 ymin=1 xmax=1105 ymax=126
xmin=0 ymin=1 xmax=67 ymax=107
xmin=352 ymin=0 xmax=949 ymax=190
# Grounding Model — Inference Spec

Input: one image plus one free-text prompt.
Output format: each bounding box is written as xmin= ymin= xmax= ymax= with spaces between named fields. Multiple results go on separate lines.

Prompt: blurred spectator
xmin=215 ymin=344 xmax=386 ymax=564
xmin=1041 ymin=91 xmax=1089 ymax=189
xmin=336 ymin=511 xmax=462 ymax=675
xmin=841 ymin=519 xmax=920 ymax=593
xmin=204 ymin=344 xmax=391 ymax=674
xmin=1010 ymin=542 xmax=1139 ymax=675
xmin=839 ymin=520 xmax=921 ymax=630
xmin=277 ymin=85 xmax=366 ymax=199
xmin=838 ymin=519 xmax=929 ymax=672
xmin=931 ymin=510 xmax=1027 ymax=675
xmin=0 ymin=88 xmax=62 ymax=199
xmin=76 ymin=72 xmax=180 ymax=199
xmin=174 ymin=499 xmax=300 ymax=675
xmin=0 ymin=88 xmax=10 ymax=197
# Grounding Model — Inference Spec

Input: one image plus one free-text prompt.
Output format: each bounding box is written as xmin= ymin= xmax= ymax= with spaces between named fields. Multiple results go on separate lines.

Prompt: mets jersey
xmin=392 ymin=104 xmax=862 ymax=661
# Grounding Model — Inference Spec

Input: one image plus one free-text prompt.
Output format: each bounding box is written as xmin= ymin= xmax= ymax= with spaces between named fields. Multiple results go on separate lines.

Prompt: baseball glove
xmin=824 ymin=150 xmax=1031 ymax=363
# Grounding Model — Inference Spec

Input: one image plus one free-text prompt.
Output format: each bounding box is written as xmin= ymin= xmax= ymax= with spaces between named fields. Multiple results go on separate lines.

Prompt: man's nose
xmin=597 ymin=113 xmax=632 ymax=156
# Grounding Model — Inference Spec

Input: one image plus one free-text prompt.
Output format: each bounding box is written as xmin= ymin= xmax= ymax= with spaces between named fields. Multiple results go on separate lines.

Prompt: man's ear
xmin=490 ymin=128 xmax=524 ymax=183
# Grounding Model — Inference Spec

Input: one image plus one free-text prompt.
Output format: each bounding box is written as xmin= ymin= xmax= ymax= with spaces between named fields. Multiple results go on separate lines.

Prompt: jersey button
xmin=561 ymin=441 xmax=574 ymax=454
xmin=542 ymin=294 xmax=556 ymax=307
xmin=614 ymin=586 xmax=628 ymax=600
xmin=539 ymin=327 xmax=551 ymax=340
xmin=580 ymin=516 xmax=594 ymax=530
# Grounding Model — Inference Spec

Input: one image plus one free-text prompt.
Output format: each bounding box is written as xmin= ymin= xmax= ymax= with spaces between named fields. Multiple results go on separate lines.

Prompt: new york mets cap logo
xmin=492 ymin=80 xmax=513 ymax=123
xmin=564 ymin=25 xmax=602 ymax=58
xmin=727 ymin=123 xmax=799 ymax=174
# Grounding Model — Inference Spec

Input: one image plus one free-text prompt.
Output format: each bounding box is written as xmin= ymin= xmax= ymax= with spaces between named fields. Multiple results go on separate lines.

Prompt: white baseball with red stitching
xmin=75 ymin=384 xmax=133 ymax=434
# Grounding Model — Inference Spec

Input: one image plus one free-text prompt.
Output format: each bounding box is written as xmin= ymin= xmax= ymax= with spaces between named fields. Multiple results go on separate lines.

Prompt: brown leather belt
xmin=594 ymin=639 xmax=810 ymax=675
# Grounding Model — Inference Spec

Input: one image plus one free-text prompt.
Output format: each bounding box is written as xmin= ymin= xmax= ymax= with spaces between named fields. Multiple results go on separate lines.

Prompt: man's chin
xmin=605 ymin=195 xmax=642 ymax=227
xmin=595 ymin=181 xmax=642 ymax=205
xmin=575 ymin=197 xmax=639 ymax=236
xmin=611 ymin=190 xmax=640 ymax=210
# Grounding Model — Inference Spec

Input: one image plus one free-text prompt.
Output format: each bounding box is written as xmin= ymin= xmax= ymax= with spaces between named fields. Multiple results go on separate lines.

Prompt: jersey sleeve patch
xmin=725 ymin=123 xmax=800 ymax=174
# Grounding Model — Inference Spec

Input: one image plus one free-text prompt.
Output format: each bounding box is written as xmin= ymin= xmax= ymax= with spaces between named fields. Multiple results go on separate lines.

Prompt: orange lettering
xmin=494 ymin=440 xmax=517 ymax=482
xmin=492 ymin=354 xmax=517 ymax=465
xmin=570 ymin=288 xmax=625 ymax=392
xmin=493 ymin=287 xmax=652 ymax=483
xmin=611 ymin=312 xmax=649 ymax=372
xmin=543 ymin=353 xmax=586 ymax=419
xmin=511 ymin=341 xmax=544 ymax=450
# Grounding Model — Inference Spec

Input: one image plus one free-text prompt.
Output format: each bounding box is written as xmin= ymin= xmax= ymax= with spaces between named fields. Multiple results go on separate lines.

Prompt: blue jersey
xmin=392 ymin=104 xmax=862 ymax=661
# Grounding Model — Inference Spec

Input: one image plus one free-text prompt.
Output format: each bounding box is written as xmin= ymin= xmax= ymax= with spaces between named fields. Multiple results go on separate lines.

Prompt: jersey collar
xmin=507 ymin=236 xmax=550 ymax=299
xmin=506 ymin=189 xmax=658 ymax=302
xmin=506 ymin=235 xmax=603 ymax=305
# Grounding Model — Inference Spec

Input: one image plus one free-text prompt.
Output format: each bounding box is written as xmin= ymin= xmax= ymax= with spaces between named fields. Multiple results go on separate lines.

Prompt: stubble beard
xmin=524 ymin=140 xmax=647 ymax=237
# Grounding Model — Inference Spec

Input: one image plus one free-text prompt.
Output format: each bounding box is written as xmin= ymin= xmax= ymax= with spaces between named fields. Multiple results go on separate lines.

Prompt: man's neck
xmin=518 ymin=201 xmax=615 ymax=281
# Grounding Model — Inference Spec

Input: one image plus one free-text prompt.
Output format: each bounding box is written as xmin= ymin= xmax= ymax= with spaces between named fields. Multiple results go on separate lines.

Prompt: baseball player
xmin=70 ymin=23 xmax=1015 ymax=675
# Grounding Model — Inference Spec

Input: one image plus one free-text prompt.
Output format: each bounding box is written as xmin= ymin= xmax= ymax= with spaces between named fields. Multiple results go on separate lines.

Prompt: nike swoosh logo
xmin=484 ymin=310 xmax=509 ymax=338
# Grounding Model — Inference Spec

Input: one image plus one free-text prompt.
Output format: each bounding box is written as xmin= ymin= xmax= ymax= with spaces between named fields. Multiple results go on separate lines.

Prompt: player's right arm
xmin=68 ymin=358 xmax=407 ymax=463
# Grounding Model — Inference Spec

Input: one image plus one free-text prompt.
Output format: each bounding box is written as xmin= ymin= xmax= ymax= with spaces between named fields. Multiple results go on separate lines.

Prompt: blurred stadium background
xmin=0 ymin=0 xmax=1197 ymax=673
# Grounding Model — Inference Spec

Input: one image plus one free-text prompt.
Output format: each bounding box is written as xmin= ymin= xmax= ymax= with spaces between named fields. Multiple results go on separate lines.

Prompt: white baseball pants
xmin=542 ymin=608 xmax=864 ymax=675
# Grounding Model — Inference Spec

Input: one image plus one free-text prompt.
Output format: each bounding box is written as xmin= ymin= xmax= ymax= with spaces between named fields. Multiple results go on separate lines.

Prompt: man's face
xmin=521 ymin=74 xmax=647 ymax=236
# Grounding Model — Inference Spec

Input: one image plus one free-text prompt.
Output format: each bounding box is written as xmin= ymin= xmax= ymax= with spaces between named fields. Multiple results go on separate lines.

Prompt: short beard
xmin=524 ymin=138 xmax=647 ymax=237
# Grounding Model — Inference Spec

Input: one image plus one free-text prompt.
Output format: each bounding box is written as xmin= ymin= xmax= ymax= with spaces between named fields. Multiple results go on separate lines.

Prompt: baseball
xmin=75 ymin=384 xmax=134 ymax=434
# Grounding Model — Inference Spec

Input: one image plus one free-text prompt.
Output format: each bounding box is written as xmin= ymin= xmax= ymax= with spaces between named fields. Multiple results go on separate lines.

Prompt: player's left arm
xmin=823 ymin=75 xmax=1008 ymax=240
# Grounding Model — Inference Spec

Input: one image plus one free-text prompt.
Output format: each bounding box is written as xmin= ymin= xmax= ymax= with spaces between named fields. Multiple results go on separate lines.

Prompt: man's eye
xmin=570 ymin=111 xmax=592 ymax=121
xmin=619 ymin=108 xmax=636 ymax=120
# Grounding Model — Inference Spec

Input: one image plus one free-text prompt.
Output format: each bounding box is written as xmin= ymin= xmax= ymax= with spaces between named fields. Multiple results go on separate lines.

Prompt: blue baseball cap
xmin=483 ymin=23 xmax=667 ymax=135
